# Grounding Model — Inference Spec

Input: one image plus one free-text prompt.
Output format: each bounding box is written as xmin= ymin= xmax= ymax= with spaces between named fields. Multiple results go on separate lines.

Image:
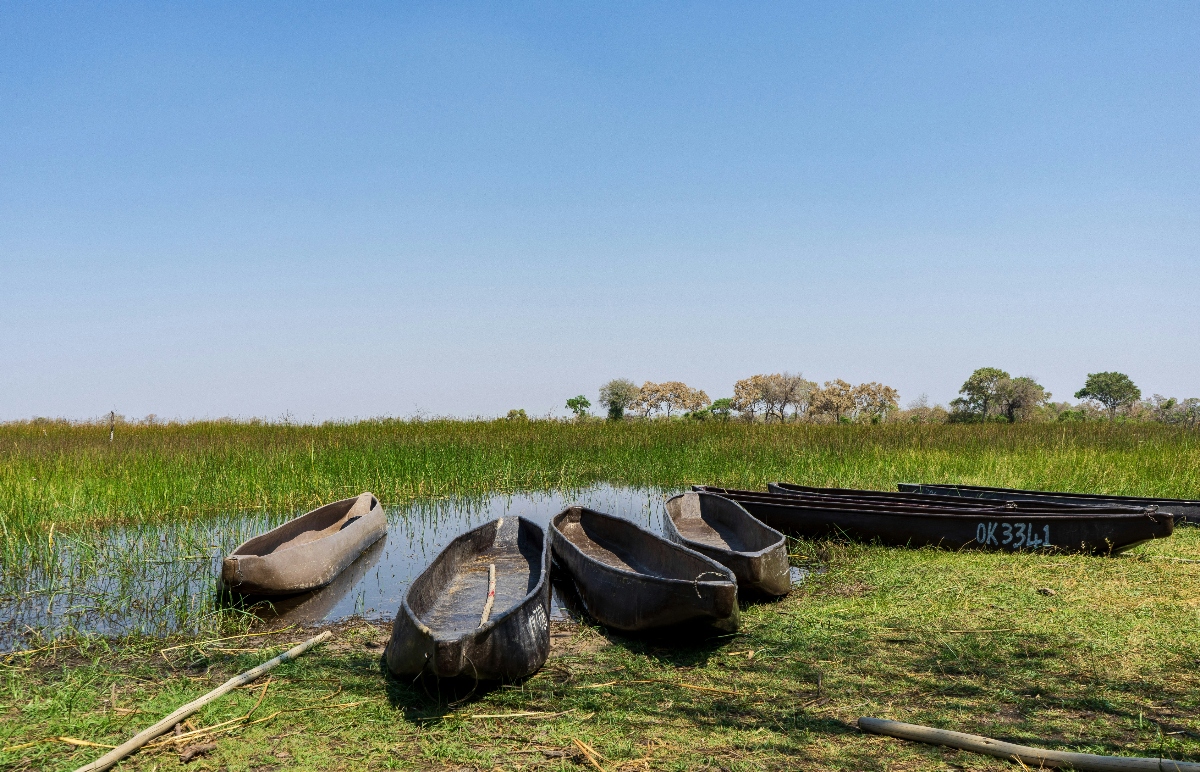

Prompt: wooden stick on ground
xmin=73 ymin=630 xmax=332 ymax=772
xmin=858 ymin=717 xmax=1200 ymax=772
xmin=478 ymin=563 xmax=497 ymax=628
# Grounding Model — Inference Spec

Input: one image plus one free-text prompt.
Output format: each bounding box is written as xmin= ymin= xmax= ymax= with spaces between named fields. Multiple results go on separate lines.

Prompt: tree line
xmin=557 ymin=369 xmax=1199 ymax=425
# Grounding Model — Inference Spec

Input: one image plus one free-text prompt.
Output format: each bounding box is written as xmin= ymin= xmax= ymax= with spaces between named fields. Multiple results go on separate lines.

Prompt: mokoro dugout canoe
xmin=766 ymin=482 xmax=1138 ymax=512
xmin=385 ymin=516 xmax=551 ymax=681
xmin=220 ymin=535 xmax=387 ymax=625
xmin=664 ymin=492 xmax=790 ymax=597
xmin=898 ymin=482 xmax=1200 ymax=524
xmin=222 ymin=492 xmax=387 ymax=595
xmin=551 ymin=506 xmax=740 ymax=632
xmin=695 ymin=487 xmax=1172 ymax=555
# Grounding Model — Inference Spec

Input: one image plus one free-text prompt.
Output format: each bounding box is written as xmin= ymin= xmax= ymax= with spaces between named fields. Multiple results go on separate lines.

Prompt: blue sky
xmin=2 ymin=2 xmax=1197 ymax=420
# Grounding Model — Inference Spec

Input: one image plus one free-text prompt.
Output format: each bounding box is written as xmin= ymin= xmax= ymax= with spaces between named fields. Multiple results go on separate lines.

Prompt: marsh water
xmin=1 ymin=485 xmax=703 ymax=650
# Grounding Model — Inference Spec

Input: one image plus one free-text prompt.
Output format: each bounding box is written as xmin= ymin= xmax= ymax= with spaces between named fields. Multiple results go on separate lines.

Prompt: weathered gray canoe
xmin=221 ymin=493 xmax=387 ymax=596
xmin=385 ymin=516 xmax=551 ymax=681
xmin=551 ymin=506 xmax=739 ymax=633
xmin=220 ymin=535 xmax=388 ymax=624
xmin=664 ymin=492 xmax=790 ymax=597
xmin=898 ymin=483 xmax=1200 ymax=524
xmin=766 ymin=482 xmax=1127 ymax=512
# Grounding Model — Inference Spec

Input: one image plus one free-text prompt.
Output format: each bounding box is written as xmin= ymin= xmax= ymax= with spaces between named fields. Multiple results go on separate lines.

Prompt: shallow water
xmin=0 ymin=485 xmax=679 ymax=650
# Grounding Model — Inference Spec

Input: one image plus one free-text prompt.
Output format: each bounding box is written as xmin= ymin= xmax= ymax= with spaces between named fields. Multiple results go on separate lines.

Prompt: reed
xmin=2 ymin=420 xmax=1197 ymax=546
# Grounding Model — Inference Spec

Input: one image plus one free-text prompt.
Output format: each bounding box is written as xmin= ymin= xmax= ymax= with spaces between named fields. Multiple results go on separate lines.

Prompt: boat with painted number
xmin=221 ymin=492 xmax=388 ymax=596
xmin=663 ymin=492 xmax=790 ymax=597
xmin=551 ymin=506 xmax=740 ymax=632
xmin=766 ymin=482 xmax=1135 ymax=512
xmin=385 ymin=516 xmax=551 ymax=680
xmin=693 ymin=486 xmax=1172 ymax=555
xmin=897 ymin=483 xmax=1200 ymax=524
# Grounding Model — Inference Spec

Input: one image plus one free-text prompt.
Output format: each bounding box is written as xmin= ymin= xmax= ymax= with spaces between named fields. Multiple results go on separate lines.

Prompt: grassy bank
xmin=5 ymin=528 xmax=1199 ymax=771
xmin=3 ymin=421 xmax=1199 ymax=770
xmin=3 ymin=420 xmax=1198 ymax=540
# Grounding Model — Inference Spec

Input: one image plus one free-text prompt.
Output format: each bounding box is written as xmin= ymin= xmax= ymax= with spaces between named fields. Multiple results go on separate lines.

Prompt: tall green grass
xmin=2 ymin=420 xmax=1198 ymax=544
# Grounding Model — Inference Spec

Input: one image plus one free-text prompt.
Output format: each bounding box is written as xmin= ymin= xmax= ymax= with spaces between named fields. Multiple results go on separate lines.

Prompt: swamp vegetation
xmin=1 ymin=421 xmax=1198 ymax=770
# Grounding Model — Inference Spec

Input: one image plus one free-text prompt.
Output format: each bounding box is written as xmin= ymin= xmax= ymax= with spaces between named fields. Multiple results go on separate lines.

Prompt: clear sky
xmin=2 ymin=2 xmax=1197 ymax=421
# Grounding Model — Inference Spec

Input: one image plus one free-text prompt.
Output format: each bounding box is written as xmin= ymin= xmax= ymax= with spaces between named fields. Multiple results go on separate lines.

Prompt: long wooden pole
xmin=74 ymin=630 xmax=332 ymax=772
xmin=478 ymin=563 xmax=497 ymax=627
xmin=859 ymin=717 xmax=1200 ymax=772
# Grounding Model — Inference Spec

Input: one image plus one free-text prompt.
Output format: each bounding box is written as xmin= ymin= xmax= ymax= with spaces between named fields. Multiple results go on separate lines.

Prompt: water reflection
xmin=0 ymin=485 xmax=673 ymax=650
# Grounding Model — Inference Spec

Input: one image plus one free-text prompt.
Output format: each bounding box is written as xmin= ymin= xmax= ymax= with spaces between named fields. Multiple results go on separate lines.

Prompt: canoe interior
xmin=556 ymin=507 xmax=722 ymax=580
xmin=667 ymin=493 xmax=778 ymax=554
xmin=232 ymin=493 xmax=378 ymax=557
xmin=409 ymin=517 xmax=543 ymax=640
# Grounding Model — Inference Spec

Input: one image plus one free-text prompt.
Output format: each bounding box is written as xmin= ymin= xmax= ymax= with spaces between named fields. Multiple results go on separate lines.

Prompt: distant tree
xmin=599 ymin=378 xmax=639 ymax=420
xmin=630 ymin=382 xmax=665 ymax=418
xmin=709 ymin=397 xmax=734 ymax=421
xmin=811 ymin=379 xmax=856 ymax=422
xmin=506 ymin=409 xmax=528 ymax=421
xmin=950 ymin=367 xmax=1010 ymax=421
xmin=852 ymin=382 xmax=900 ymax=423
xmin=657 ymin=381 xmax=709 ymax=418
xmin=732 ymin=375 xmax=768 ymax=421
xmin=997 ymin=376 xmax=1050 ymax=422
xmin=902 ymin=394 xmax=949 ymax=424
xmin=1075 ymin=372 xmax=1141 ymax=420
xmin=565 ymin=395 xmax=591 ymax=419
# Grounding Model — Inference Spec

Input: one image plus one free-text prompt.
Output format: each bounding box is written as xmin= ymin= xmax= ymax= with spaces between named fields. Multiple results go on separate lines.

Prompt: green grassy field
xmin=2 ymin=421 xmax=1199 ymax=771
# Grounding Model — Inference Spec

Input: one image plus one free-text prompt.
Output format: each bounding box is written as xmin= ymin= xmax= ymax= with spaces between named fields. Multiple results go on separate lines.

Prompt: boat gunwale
xmin=398 ymin=515 xmax=550 ymax=644
xmin=227 ymin=492 xmax=382 ymax=558
xmin=663 ymin=492 xmax=785 ymax=561
xmin=552 ymin=506 xmax=737 ymax=589
xmin=897 ymin=482 xmax=1200 ymax=507
xmin=696 ymin=487 xmax=1163 ymax=521
xmin=767 ymin=482 xmax=1150 ymax=513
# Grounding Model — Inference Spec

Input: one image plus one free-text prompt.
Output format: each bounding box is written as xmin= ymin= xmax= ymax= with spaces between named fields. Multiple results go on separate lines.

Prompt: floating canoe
xmin=664 ymin=492 xmax=790 ymax=597
xmin=551 ymin=506 xmax=739 ymax=632
xmin=222 ymin=493 xmax=387 ymax=595
xmin=220 ymin=535 xmax=387 ymax=624
xmin=385 ymin=516 xmax=550 ymax=681
xmin=766 ymin=482 xmax=1125 ymax=512
xmin=898 ymin=483 xmax=1200 ymax=524
xmin=695 ymin=487 xmax=1172 ymax=555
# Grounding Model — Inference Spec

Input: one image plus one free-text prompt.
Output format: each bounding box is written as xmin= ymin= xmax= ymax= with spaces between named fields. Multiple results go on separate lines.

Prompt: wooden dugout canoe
xmin=694 ymin=486 xmax=1172 ymax=555
xmin=220 ymin=535 xmax=387 ymax=625
xmin=222 ymin=493 xmax=387 ymax=596
xmin=663 ymin=492 xmax=790 ymax=597
xmin=898 ymin=482 xmax=1200 ymax=524
xmin=551 ymin=506 xmax=740 ymax=632
xmin=385 ymin=516 xmax=551 ymax=681
xmin=766 ymin=482 xmax=1129 ymax=512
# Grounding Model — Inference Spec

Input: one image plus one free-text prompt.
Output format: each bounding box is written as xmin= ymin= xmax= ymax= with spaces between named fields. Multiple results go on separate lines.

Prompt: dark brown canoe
xmin=551 ymin=506 xmax=739 ymax=632
xmin=695 ymin=487 xmax=1172 ymax=555
xmin=664 ymin=492 xmax=790 ymax=597
xmin=222 ymin=492 xmax=387 ymax=595
xmin=385 ymin=516 xmax=550 ymax=681
xmin=767 ymin=482 xmax=1135 ymax=512
xmin=898 ymin=483 xmax=1200 ymax=524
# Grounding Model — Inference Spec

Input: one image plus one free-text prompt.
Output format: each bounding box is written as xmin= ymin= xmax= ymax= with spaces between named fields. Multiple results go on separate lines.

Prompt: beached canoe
xmin=551 ymin=506 xmax=739 ymax=632
xmin=694 ymin=487 xmax=1172 ymax=555
xmin=664 ymin=492 xmax=790 ymax=597
xmin=222 ymin=493 xmax=387 ymax=596
xmin=766 ymin=482 xmax=1123 ymax=512
xmin=385 ymin=516 xmax=551 ymax=681
xmin=898 ymin=483 xmax=1200 ymax=524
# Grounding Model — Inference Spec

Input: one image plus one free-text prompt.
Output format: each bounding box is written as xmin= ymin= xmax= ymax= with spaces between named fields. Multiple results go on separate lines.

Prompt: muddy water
xmin=0 ymin=485 xmax=678 ymax=650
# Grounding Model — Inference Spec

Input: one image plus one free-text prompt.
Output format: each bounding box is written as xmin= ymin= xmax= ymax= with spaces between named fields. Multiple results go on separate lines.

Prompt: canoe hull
xmin=898 ymin=483 xmax=1200 ymax=524
xmin=551 ymin=506 xmax=739 ymax=632
xmin=385 ymin=516 xmax=551 ymax=681
xmin=698 ymin=487 xmax=1173 ymax=555
xmin=664 ymin=492 xmax=790 ymax=597
xmin=222 ymin=493 xmax=387 ymax=595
